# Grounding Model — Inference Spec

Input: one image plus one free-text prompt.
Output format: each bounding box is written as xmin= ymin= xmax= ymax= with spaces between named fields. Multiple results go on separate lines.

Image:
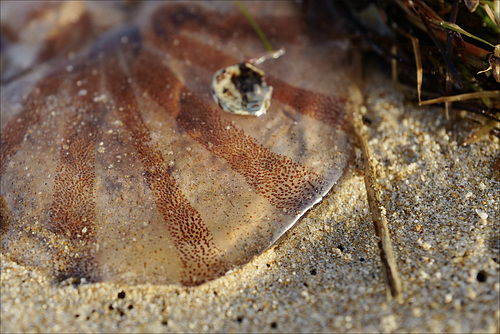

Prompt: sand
xmin=1 ymin=72 xmax=499 ymax=333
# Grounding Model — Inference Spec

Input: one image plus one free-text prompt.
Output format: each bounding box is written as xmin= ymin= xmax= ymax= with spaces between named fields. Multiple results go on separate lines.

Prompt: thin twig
xmin=352 ymin=103 xmax=403 ymax=302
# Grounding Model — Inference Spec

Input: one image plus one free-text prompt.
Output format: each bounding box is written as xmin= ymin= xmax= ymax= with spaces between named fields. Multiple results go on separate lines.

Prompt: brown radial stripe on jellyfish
xmin=101 ymin=53 xmax=224 ymax=285
xmin=44 ymin=62 xmax=102 ymax=279
xmin=35 ymin=2 xmax=92 ymax=64
xmin=147 ymin=4 xmax=302 ymax=74
xmin=266 ymin=77 xmax=347 ymax=129
xmin=150 ymin=4 xmax=302 ymax=50
xmin=130 ymin=50 xmax=324 ymax=214
xmin=0 ymin=2 xmax=93 ymax=86
xmin=0 ymin=74 xmax=63 ymax=175
xmin=177 ymin=93 xmax=325 ymax=214
xmin=46 ymin=67 xmax=99 ymax=239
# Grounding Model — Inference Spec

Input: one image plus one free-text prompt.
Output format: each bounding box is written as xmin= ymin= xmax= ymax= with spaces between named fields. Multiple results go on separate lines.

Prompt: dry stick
xmin=352 ymin=103 xmax=403 ymax=302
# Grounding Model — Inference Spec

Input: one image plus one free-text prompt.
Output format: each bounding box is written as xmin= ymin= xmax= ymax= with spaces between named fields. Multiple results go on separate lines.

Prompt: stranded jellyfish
xmin=1 ymin=1 xmax=356 ymax=285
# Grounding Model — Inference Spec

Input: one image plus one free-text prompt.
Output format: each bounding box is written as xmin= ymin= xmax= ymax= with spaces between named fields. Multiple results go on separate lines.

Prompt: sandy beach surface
xmin=1 ymin=71 xmax=499 ymax=332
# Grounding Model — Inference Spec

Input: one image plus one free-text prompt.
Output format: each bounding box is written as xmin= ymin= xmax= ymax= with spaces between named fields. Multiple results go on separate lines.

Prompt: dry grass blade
xmin=483 ymin=3 xmax=500 ymax=27
xmin=400 ymin=32 xmax=423 ymax=104
xmin=464 ymin=119 xmax=500 ymax=145
xmin=419 ymin=90 xmax=500 ymax=105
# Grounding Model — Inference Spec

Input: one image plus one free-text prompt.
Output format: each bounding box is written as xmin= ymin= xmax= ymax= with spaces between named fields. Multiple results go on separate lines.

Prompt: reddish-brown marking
xmin=150 ymin=4 xmax=302 ymax=48
xmin=0 ymin=74 xmax=62 ymax=175
xmin=103 ymin=52 xmax=223 ymax=285
xmin=267 ymin=77 xmax=347 ymax=128
xmin=177 ymin=93 xmax=325 ymax=213
xmin=37 ymin=10 xmax=92 ymax=63
xmin=47 ymin=65 xmax=100 ymax=242
xmin=147 ymin=4 xmax=302 ymax=74
xmin=34 ymin=63 xmax=103 ymax=280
